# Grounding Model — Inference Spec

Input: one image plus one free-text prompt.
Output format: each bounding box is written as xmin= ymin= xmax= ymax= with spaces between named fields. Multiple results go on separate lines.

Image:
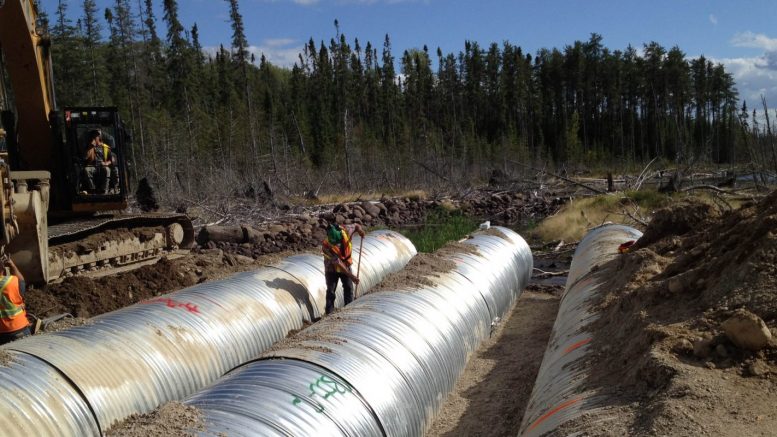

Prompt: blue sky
xmin=50 ymin=0 xmax=777 ymax=108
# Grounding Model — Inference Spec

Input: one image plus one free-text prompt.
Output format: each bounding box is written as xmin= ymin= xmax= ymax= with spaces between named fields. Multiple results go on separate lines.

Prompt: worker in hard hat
xmin=322 ymin=223 xmax=365 ymax=315
xmin=0 ymin=258 xmax=30 ymax=345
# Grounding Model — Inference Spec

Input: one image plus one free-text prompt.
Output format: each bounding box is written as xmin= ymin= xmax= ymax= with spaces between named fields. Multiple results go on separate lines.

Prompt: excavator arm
xmin=0 ymin=1 xmax=53 ymax=281
xmin=0 ymin=0 xmax=57 ymax=172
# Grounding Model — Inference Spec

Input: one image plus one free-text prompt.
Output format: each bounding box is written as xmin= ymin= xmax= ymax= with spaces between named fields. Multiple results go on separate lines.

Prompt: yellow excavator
xmin=0 ymin=0 xmax=194 ymax=284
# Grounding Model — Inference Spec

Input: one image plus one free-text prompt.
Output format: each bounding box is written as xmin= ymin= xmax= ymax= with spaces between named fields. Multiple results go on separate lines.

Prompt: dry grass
xmin=533 ymin=191 xmax=674 ymax=242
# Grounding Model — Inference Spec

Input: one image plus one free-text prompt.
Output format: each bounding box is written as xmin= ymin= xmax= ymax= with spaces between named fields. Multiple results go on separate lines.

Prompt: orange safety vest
xmin=0 ymin=276 xmax=27 ymax=333
xmin=322 ymin=227 xmax=353 ymax=273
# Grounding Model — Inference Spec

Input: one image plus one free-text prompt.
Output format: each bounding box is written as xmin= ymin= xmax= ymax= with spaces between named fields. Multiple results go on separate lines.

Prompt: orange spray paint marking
xmin=563 ymin=338 xmax=592 ymax=355
xmin=527 ymin=397 xmax=582 ymax=432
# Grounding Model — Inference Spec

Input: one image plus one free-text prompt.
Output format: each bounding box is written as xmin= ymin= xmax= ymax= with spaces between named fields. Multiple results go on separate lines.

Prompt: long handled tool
xmin=353 ymin=234 xmax=364 ymax=297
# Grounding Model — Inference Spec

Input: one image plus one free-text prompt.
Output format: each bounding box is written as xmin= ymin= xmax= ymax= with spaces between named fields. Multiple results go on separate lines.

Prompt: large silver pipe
xmin=0 ymin=230 xmax=415 ymax=435
xmin=518 ymin=224 xmax=642 ymax=436
xmin=0 ymin=350 xmax=100 ymax=437
xmin=176 ymin=227 xmax=532 ymax=436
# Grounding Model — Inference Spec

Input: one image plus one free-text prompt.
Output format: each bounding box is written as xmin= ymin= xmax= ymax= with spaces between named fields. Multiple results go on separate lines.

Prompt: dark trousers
xmin=325 ymin=271 xmax=354 ymax=315
xmin=0 ymin=326 xmax=30 ymax=345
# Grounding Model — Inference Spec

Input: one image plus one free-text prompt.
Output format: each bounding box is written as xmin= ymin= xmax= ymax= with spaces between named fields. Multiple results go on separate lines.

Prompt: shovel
xmin=353 ymin=234 xmax=364 ymax=297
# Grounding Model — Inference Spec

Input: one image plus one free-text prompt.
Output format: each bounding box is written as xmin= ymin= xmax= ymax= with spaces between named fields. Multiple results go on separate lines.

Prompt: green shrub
xmin=399 ymin=208 xmax=477 ymax=253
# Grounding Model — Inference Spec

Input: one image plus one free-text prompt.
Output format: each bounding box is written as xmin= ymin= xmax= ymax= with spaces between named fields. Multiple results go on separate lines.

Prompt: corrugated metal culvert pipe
xmin=175 ymin=226 xmax=533 ymax=436
xmin=518 ymin=224 xmax=643 ymax=437
xmin=0 ymin=230 xmax=415 ymax=436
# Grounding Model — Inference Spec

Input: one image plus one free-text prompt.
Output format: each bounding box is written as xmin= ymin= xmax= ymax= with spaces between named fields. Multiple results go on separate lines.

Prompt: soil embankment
xmin=561 ymin=193 xmax=777 ymax=435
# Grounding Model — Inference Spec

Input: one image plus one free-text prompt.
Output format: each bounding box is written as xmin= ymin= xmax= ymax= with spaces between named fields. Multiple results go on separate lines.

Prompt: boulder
xmin=361 ymin=201 xmax=381 ymax=217
xmin=667 ymin=277 xmax=684 ymax=294
xmin=722 ymin=309 xmax=772 ymax=351
xmin=746 ymin=359 xmax=770 ymax=377
xmin=351 ymin=205 xmax=366 ymax=215
xmin=244 ymin=227 xmax=265 ymax=244
xmin=692 ymin=337 xmax=713 ymax=358
xmin=672 ymin=338 xmax=694 ymax=355
xmin=232 ymin=254 xmax=256 ymax=265
xmin=268 ymin=224 xmax=286 ymax=233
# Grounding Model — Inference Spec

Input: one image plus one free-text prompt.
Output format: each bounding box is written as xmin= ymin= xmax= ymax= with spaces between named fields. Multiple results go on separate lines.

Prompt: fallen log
xmin=197 ymin=225 xmax=247 ymax=245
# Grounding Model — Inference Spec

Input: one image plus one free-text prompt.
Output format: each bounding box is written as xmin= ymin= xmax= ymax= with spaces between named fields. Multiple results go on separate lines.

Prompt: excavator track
xmin=47 ymin=213 xmax=195 ymax=282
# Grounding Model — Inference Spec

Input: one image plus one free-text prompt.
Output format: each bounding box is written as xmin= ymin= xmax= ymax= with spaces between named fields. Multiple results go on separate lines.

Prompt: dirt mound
xmin=632 ymin=199 xmax=719 ymax=249
xmin=31 ymin=258 xmax=195 ymax=319
xmin=43 ymin=317 xmax=92 ymax=332
xmin=369 ymin=240 xmax=480 ymax=293
xmin=106 ymin=402 xmax=203 ymax=436
xmin=27 ymin=249 xmax=272 ymax=319
xmin=370 ymin=252 xmax=455 ymax=292
xmin=480 ymin=227 xmax=510 ymax=241
xmin=570 ymin=190 xmax=777 ymax=434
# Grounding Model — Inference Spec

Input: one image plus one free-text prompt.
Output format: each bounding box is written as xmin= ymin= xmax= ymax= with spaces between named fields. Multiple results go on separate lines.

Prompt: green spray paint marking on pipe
xmin=292 ymin=375 xmax=354 ymax=413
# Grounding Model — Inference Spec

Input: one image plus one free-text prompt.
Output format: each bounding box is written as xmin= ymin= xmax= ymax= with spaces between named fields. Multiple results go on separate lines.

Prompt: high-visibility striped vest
xmin=322 ymin=227 xmax=353 ymax=273
xmin=0 ymin=276 xmax=27 ymax=333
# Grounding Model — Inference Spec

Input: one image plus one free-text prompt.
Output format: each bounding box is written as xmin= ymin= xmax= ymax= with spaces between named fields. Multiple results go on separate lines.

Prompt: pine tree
xmin=82 ymin=0 xmax=108 ymax=103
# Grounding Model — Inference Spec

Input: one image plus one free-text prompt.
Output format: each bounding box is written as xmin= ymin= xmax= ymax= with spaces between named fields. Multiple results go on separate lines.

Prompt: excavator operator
xmin=82 ymin=130 xmax=117 ymax=194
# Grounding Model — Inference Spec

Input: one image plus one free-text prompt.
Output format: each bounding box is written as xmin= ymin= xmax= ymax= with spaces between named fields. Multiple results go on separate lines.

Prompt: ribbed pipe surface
xmin=181 ymin=226 xmax=533 ymax=437
xmin=0 ymin=350 xmax=100 ymax=437
xmin=0 ymin=230 xmax=415 ymax=434
xmin=518 ymin=224 xmax=643 ymax=436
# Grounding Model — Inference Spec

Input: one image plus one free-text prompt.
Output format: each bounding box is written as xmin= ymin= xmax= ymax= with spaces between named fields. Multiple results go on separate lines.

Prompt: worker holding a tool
xmin=322 ymin=223 xmax=365 ymax=315
xmin=0 ymin=257 xmax=30 ymax=344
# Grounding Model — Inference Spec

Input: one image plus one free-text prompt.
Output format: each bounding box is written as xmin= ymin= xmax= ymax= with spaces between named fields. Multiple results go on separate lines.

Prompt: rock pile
xmin=196 ymin=190 xmax=562 ymax=259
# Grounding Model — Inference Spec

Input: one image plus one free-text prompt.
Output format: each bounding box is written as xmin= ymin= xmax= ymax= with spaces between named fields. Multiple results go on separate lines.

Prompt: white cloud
xmin=293 ymin=0 xmax=319 ymax=5
xmin=710 ymin=55 xmax=777 ymax=116
xmin=204 ymin=39 xmax=304 ymax=68
xmin=262 ymin=38 xmax=298 ymax=48
xmin=731 ymin=31 xmax=777 ymax=52
xmin=247 ymin=40 xmax=305 ymax=67
xmin=709 ymin=14 xmax=718 ymax=25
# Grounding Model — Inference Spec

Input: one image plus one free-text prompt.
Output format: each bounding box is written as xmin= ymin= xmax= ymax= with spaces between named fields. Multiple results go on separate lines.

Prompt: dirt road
xmin=426 ymin=288 xmax=561 ymax=436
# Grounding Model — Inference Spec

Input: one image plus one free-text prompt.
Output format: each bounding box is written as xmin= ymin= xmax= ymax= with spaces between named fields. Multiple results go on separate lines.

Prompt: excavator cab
xmin=63 ymin=107 xmax=129 ymax=213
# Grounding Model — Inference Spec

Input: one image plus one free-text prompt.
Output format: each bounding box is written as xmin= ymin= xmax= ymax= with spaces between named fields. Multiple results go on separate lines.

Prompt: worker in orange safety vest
xmin=322 ymin=223 xmax=365 ymax=315
xmin=0 ymin=258 xmax=30 ymax=345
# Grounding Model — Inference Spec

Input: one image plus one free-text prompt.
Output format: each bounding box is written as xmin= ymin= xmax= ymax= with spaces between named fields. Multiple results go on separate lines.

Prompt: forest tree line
xmin=26 ymin=0 xmax=768 ymax=199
